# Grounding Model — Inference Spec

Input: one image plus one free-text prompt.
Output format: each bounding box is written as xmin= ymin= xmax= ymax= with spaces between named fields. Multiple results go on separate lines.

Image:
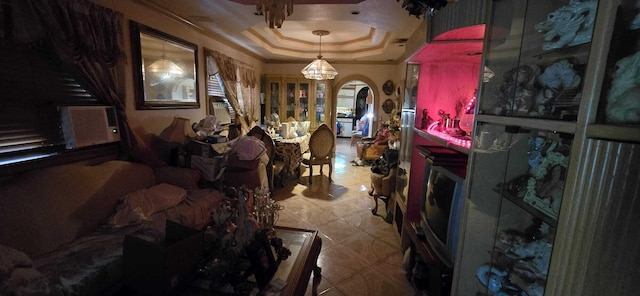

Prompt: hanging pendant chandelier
xmin=301 ymin=30 xmax=338 ymax=81
xmin=256 ymin=0 xmax=293 ymax=29
xmin=147 ymin=42 xmax=183 ymax=80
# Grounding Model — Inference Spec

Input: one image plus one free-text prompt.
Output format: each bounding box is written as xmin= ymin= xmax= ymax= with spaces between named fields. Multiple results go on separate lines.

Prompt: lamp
xmin=159 ymin=117 xmax=195 ymax=166
xmin=301 ymin=30 xmax=338 ymax=81
xmin=159 ymin=117 xmax=194 ymax=143
xmin=256 ymin=0 xmax=293 ymax=29
xmin=147 ymin=42 xmax=183 ymax=80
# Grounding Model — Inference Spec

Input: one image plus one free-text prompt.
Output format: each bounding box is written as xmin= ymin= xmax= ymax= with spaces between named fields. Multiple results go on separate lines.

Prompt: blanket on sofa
xmin=2 ymin=188 xmax=221 ymax=296
xmin=0 ymin=160 xmax=223 ymax=296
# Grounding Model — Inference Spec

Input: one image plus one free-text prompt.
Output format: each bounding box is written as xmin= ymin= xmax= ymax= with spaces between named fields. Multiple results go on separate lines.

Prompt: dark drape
xmin=12 ymin=0 xmax=144 ymax=162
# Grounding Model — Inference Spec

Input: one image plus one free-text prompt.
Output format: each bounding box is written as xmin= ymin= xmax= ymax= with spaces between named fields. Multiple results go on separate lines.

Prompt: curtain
xmin=12 ymin=0 xmax=145 ymax=162
xmin=207 ymin=49 xmax=259 ymax=135
xmin=239 ymin=65 xmax=259 ymax=127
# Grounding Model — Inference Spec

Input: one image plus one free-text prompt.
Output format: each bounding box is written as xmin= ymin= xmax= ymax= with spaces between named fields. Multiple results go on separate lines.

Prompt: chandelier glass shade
xmin=256 ymin=0 xmax=293 ymax=29
xmin=301 ymin=30 xmax=338 ymax=80
xmin=147 ymin=58 xmax=183 ymax=79
xmin=147 ymin=42 xmax=183 ymax=79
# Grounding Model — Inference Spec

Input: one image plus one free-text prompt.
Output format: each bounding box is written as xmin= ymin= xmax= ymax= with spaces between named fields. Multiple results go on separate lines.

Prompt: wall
xmin=265 ymin=62 xmax=407 ymax=131
xmin=90 ymin=0 xmax=265 ymax=138
xmin=91 ymin=0 xmax=415 ymax=140
xmin=415 ymin=62 xmax=481 ymax=128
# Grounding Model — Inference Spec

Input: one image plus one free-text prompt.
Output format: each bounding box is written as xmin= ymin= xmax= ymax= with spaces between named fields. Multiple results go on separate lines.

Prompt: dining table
xmin=274 ymin=134 xmax=310 ymax=177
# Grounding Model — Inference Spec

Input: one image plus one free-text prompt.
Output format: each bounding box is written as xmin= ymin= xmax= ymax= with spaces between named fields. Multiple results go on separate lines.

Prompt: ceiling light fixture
xmin=301 ymin=30 xmax=338 ymax=81
xmin=256 ymin=0 xmax=293 ymax=29
xmin=147 ymin=42 xmax=183 ymax=80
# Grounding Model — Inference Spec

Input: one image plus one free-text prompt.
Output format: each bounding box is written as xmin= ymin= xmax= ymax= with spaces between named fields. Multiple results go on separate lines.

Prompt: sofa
xmin=0 ymin=160 xmax=224 ymax=295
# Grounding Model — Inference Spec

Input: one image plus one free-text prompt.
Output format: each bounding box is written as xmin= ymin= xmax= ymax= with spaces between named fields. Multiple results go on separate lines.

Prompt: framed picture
xmin=246 ymin=230 xmax=278 ymax=289
xmin=382 ymin=80 xmax=395 ymax=95
xmin=130 ymin=21 xmax=199 ymax=109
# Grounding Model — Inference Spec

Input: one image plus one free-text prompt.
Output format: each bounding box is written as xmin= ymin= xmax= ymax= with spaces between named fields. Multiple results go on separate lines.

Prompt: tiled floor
xmin=272 ymin=138 xmax=415 ymax=296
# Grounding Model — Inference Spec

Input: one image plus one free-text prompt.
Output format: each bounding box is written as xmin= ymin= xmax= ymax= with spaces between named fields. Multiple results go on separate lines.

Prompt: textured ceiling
xmin=141 ymin=0 xmax=423 ymax=63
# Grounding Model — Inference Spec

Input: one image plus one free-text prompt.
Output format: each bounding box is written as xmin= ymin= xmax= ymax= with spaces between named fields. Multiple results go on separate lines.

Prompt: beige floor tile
xmin=372 ymin=251 xmax=415 ymax=292
xmin=333 ymin=268 xmax=414 ymax=296
xmin=315 ymin=219 xmax=361 ymax=244
xmin=304 ymin=273 xmax=335 ymax=296
xmin=316 ymin=246 xmax=369 ymax=284
xmin=271 ymin=138 xmax=413 ymax=295
xmin=340 ymin=231 xmax=399 ymax=266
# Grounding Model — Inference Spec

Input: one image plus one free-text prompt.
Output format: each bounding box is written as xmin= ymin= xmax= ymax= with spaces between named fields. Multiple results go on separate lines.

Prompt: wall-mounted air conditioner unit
xmin=59 ymin=106 xmax=121 ymax=149
xmin=210 ymin=101 xmax=232 ymax=125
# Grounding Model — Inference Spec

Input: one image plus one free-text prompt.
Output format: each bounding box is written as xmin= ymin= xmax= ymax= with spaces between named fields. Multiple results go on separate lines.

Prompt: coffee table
xmin=269 ymin=226 xmax=322 ymax=296
xmin=177 ymin=226 xmax=321 ymax=295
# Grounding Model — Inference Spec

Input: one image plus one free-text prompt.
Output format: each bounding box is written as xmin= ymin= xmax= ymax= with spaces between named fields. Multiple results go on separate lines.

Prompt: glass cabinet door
xmin=315 ymin=81 xmax=328 ymax=127
xmin=298 ymin=82 xmax=309 ymax=121
xmin=479 ymin=0 xmax=597 ymax=121
xmin=267 ymin=81 xmax=280 ymax=117
xmin=597 ymin=0 xmax=640 ymax=127
xmin=456 ymin=122 xmax=573 ymax=295
xmin=286 ymin=82 xmax=296 ymax=120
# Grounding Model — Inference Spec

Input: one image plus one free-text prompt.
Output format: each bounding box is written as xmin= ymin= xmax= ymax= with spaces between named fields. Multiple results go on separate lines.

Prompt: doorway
xmin=336 ymin=80 xmax=374 ymax=139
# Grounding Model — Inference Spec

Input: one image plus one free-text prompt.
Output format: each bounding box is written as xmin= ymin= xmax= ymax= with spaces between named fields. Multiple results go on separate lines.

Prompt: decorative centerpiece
xmin=199 ymin=186 xmax=260 ymax=293
xmin=252 ymin=186 xmax=284 ymax=238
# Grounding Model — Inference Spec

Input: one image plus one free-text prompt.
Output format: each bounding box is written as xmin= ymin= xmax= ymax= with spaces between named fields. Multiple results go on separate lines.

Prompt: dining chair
xmin=247 ymin=126 xmax=284 ymax=191
xmin=301 ymin=124 xmax=335 ymax=184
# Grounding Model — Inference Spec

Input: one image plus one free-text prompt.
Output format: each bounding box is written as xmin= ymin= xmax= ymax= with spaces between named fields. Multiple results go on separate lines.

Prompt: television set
xmin=420 ymin=164 xmax=466 ymax=269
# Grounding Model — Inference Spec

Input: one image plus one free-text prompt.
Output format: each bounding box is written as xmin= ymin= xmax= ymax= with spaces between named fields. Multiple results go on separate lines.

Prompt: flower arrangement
xmin=385 ymin=110 xmax=401 ymax=139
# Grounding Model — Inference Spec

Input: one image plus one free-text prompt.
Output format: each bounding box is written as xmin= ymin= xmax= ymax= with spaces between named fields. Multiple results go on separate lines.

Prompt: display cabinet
xmin=264 ymin=75 xmax=331 ymax=130
xmin=455 ymin=123 xmax=572 ymax=295
xmin=266 ymin=79 xmax=281 ymax=118
xmin=314 ymin=80 xmax=330 ymax=127
xmin=453 ymin=1 xmax=640 ymax=295
xmin=478 ymin=0 xmax=596 ymax=121
xmin=588 ymin=0 xmax=640 ymax=143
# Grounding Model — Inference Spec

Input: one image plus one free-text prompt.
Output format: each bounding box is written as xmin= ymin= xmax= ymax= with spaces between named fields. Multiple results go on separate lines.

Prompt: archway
xmin=331 ymin=75 xmax=379 ymax=138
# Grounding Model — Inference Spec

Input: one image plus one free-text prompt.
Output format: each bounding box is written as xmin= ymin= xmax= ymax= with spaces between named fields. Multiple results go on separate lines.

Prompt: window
xmin=207 ymin=72 xmax=234 ymax=124
xmin=0 ymin=41 xmax=101 ymax=167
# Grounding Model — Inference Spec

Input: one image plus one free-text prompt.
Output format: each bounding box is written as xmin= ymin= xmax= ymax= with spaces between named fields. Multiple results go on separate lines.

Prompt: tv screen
xmin=420 ymin=165 xmax=466 ymax=267
xmin=424 ymin=169 xmax=456 ymax=243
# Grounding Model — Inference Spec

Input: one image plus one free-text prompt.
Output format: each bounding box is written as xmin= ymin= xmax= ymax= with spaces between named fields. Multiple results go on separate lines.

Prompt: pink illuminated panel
xmin=408 ymin=25 xmax=485 ymax=151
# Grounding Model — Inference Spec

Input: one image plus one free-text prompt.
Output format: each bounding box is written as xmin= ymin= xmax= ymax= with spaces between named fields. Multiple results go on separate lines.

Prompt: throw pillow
xmin=0 ymin=267 xmax=49 ymax=296
xmin=0 ymin=245 xmax=32 ymax=281
xmin=109 ymin=183 xmax=187 ymax=227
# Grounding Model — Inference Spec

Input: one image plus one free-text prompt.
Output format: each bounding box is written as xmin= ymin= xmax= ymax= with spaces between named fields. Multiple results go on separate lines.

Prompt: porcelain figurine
xmin=531 ymin=59 xmax=582 ymax=116
xmin=492 ymin=65 xmax=540 ymax=116
xmin=633 ymin=0 xmax=640 ymax=30
xmin=606 ymin=51 xmax=640 ymax=123
xmin=534 ymin=0 xmax=597 ymax=50
xmin=476 ymin=264 xmax=508 ymax=294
